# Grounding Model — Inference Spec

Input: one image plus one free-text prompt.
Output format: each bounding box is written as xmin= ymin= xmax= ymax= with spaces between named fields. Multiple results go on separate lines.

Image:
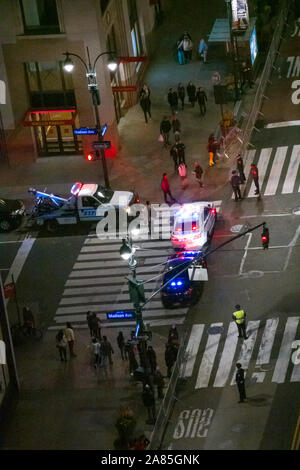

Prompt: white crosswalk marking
xmin=264 ymin=147 xmax=288 ymax=196
xmin=195 ymin=323 xmax=223 ymax=389
xmin=272 ymin=317 xmax=299 ymax=383
xmin=214 ymin=322 xmax=238 ymax=387
xmin=52 ymin=205 xmax=222 ymax=329
xmin=230 ymin=321 xmax=260 ymax=384
xmin=282 ymin=145 xmax=300 ymax=194
xmin=248 ymin=148 xmax=273 ymax=197
xmin=180 ymin=324 xmax=204 ymax=378
xmin=233 ymin=145 xmax=299 ymax=198
xmin=256 ymin=318 xmax=279 ymax=365
xmin=183 ymin=317 xmax=299 ymax=389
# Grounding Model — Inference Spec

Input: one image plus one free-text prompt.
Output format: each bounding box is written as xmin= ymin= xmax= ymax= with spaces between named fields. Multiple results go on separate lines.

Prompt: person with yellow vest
xmin=232 ymin=304 xmax=248 ymax=340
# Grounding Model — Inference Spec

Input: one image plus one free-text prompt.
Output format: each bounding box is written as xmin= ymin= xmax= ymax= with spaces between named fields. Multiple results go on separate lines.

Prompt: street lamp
xmin=119 ymin=234 xmax=151 ymax=376
xmin=225 ymin=0 xmax=241 ymax=101
xmin=62 ymin=47 xmax=118 ymax=188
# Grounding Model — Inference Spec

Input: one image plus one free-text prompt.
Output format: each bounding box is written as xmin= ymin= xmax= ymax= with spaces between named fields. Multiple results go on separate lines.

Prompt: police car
xmin=160 ymin=251 xmax=207 ymax=308
xmin=171 ymin=202 xmax=217 ymax=250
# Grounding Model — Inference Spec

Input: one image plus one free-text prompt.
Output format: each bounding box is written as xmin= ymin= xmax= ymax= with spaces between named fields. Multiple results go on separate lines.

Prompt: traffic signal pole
xmin=92 ymin=89 xmax=110 ymax=189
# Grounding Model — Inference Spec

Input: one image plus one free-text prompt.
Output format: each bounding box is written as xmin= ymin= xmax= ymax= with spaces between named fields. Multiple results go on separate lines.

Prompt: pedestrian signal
xmin=261 ymin=225 xmax=269 ymax=249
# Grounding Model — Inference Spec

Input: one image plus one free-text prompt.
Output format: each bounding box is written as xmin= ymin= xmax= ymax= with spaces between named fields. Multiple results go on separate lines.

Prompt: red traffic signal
xmin=261 ymin=225 xmax=269 ymax=249
xmin=86 ymin=153 xmax=94 ymax=161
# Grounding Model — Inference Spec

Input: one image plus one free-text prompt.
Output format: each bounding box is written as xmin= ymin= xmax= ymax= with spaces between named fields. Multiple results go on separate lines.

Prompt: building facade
xmin=0 ymin=0 xmax=157 ymax=164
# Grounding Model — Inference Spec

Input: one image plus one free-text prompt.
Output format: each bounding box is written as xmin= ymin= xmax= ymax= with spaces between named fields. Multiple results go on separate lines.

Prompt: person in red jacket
xmin=250 ymin=163 xmax=260 ymax=194
xmin=161 ymin=173 xmax=176 ymax=203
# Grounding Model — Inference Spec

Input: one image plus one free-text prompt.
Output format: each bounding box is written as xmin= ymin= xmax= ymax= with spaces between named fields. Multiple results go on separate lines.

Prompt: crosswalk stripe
xmin=56 ymin=300 xmax=163 ymax=315
xmin=54 ymin=309 xmax=186 ymax=323
xmin=73 ymin=257 xmax=165 ymax=270
xmin=77 ymin=250 xmax=170 ymax=261
xmin=272 ymin=316 xmax=299 ymax=383
xmin=63 ymin=282 xmax=158 ymax=296
xmin=230 ymin=321 xmax=260 ymax=384
xmin=264 ymin=147 xmax=288 ymax=196
xmin=248 ymin=148 xmax=273 ymax=198
xmin=256 ymin=318 xmax=279 ymax=365
xmin=195 ymin=323 xmax=223 ymax=389
xmin=65 ymin=273 xmax=156 ymax=286
xmin=180 ymin=324 xmax=204 ymax=378
xmin=282 ymin=145 xmax=300 ymax=194
xmin=214 ymin=322 xmax=238 ymax=387
xmin=291 ymin=349 xmax=300 ymax=382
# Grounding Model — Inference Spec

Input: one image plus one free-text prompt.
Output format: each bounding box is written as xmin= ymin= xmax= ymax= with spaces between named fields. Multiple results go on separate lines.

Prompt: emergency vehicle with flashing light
xmin=171 ymin=202 xmax=217 ymax=250
xmin=28 ymin=182 xmax=139 ymax=233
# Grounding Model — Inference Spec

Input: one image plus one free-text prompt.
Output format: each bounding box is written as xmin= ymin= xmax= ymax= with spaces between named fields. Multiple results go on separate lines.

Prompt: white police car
xmin=171 ymin=202 xmax=217 ymax=250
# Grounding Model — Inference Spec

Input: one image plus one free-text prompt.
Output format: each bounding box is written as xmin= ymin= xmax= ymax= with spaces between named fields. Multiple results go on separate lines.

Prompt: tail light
xmin=210 ymin=208 xmax=216 ymax=214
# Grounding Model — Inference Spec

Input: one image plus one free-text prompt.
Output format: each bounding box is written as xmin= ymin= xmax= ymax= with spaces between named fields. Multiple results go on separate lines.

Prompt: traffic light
xmin=261 ymin=224 xmax=269 ymax=249
xmin=86 ymin=151 xmax=100 ymax=161
xmin=128 ymin=278 xmax=145 ymax=307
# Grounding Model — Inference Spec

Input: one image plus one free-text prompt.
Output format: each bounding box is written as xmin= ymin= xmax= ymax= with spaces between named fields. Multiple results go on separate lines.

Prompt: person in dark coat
xmin=139 ymin=84 xmax=152 ymax=123
xmin=117 ymin=331 xmax=126 ymax=360
xmin=176 ymin=141 xmax=186 ymax=165
xmin=147 ymin=345 xmax=157 ymax=374
xmin=167 ymin=88 xmax=178 ymax=114
xmin=142 ymin=384 xmax=156 ymax=424
xmin=193 ymin=162 xmax=204 ymax=187
xmin=235 ymin=363 xmax=247 ymax=403
xmin=165 ymin=342 xmax=178 ymax=378
xmin=250 ymin=163 xmax=260 ymax=194
xmin=100 ymin=335 xmax=114 ymax=366
xmin=196 ymin=87 xmax=208 ymax=116
xmin=187 ymin=81 xmax=196 ymax=107
xmin=86 ymin=311 xmax=94 ymax=337
xmin=161 ymin=173 xmax=176 ymax=203
xmin=90 ymin=312 xmax=102 ymax=339
xmin=231 ymin=170 xmax=242 ymax=201
xmin=236 ymin=154 xmax=246 ymax=183
xmin=177 ymin=83 xmax=185 ymax=109
xmin=128 ymin=342 xmax=138 ymax=375
xmin=170 ymin=144 xmax=179 ymax=171
xmin=241 ymin=61 xmax=253 ymax=90
xmin=168 ymin=324 xmax=179 ymax=344
xmin=160 ymin=116 xmax=171 ymax=147
xmin=153 ymin=366 xmax=165 ymax=399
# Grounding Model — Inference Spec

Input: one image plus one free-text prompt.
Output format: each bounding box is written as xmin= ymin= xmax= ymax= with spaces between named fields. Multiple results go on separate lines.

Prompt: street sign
xmin=74 ymin=128 xmax=98 ymax=135
xmin=93 ymin=141 xmax=111 ymax=150
xmin=106 ymin=310 xmax=136 ymax=321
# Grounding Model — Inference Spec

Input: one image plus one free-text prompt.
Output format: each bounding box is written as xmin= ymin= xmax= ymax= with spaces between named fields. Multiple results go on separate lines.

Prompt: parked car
xmin=0 ymin=198 xmax=25 ymax=232
xmin=160 ymin=251 xmax=207 ymax=308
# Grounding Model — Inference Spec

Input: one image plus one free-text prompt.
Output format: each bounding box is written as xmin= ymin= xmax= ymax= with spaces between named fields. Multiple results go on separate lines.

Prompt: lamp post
xmin=225 ymin=0 xmax=241 ymax=101
xmin=63 ymin=48 xmax=118 ymax=189
xmin=120 ymin=233 xmax=151 ymax=377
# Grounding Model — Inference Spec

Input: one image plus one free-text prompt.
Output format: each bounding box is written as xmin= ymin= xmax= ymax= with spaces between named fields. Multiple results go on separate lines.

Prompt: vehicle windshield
xmin=164 ymin=259 xmax=191 ymax=282
xmin=94 ymin=186 xmax=114 ymax=204
xmin=175 ymin=218 xmax=199 ymax=233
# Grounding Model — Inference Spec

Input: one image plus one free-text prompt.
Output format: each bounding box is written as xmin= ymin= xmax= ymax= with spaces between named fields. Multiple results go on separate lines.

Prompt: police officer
xmin=235 ymin=363 xmax=247 ymax=403
xmin=232 ymin=304 xmax=248 ymax=340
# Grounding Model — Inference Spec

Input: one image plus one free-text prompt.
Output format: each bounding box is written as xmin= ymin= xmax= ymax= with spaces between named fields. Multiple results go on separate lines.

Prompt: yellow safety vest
xmin=233 ymin=310 xmax=245 ymax=324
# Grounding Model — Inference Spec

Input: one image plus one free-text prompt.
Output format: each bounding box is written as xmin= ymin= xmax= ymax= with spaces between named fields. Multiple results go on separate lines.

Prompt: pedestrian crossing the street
xmin=232 ymin=144 xmax=300 ymax=199
xmin=180 ymin=316 xmax=300 ymax=387
xmin=52 ymin=201 xmax=222 ymax=330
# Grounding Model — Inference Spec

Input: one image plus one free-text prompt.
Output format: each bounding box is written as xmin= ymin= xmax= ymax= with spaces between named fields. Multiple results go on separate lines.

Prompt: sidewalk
xmin=0 ymin=0 xmax=259 ymax=450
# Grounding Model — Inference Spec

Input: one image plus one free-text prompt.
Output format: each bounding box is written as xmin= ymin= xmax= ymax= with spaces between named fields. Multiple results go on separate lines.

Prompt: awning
xmin=23 ymin=106 xmax=76 ymax=127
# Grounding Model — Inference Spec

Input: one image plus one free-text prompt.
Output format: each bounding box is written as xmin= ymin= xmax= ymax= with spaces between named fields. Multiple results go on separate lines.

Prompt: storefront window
xmin=20 ymin=0 xmax=60 ymax=34
xmin=127 ymin=0 xmax=143 ymax=63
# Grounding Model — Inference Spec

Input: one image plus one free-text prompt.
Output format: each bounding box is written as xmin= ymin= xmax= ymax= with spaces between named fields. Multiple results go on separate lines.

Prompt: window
xmin=25 ymin=61 xmax=75 ymax=108
xmin=100 ymin=0 xmax=110 ymax=14
xmin=127 ymin=0 xmax=144 ymax=57
xmin=20 ymin=0 xmax=60 ymax=34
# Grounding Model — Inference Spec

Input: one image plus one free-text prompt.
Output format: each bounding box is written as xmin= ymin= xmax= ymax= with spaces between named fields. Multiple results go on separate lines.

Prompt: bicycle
xmin=10 ymin=322 xmax=43 ymax=345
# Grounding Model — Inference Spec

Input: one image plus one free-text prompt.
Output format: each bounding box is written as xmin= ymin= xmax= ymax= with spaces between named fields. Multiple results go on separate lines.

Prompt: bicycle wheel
xmin=32 ymin=328 xmax=43 ymax=340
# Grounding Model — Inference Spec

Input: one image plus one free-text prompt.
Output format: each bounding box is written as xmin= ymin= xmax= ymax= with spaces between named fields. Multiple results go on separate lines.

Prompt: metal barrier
xmin=219 ymin=0 xmax=290 ymax=163
xmin=148 ymin=329 xmax=190 ymax=450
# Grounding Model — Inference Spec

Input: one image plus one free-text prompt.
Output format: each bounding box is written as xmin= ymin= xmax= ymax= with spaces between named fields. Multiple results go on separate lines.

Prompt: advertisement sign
xmin=231 ymin=0 xmax=249 ymax=30
xmin=250 ymin=27 xmax=258 ymax=64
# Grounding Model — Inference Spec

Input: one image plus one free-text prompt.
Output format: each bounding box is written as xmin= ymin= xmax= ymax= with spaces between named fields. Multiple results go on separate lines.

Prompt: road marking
xmin=265 ymin=120 xmax=300 ymax=128
xmin=264 ymin=146 xmax=288 ymax=196
xmin=256 ymin=318 xmax=279 ymax=365
xmin=272 ymin=317 xmax=300 ymax=383
xmin=282 ymin=145 xmax=300 ymax=194
xmin=195 ymin=323 xmax=223 ymax=389
xmin=214 ymin=322 xmax=238 ymax=387
xmin=230 ymin=321 xmax=260 ymax=384
xmin=239 ymin=232 xmax=252 ymax=276
xmin=248 ymin=148 xmax=273 ymax=197
xmin=4 ymin=237 xmax=36 ymax=304
xmin=180 ymin=324 xmax=204 ymax=378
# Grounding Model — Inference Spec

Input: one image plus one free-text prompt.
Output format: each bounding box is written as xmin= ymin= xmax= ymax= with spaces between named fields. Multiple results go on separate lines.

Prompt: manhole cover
xmin=208 ymin=326 xmax=224 ymax=335
xmin=231 ymin=224 xmax=243 ymax=233
xmin=231 ymin=423 xmax=248 ymax=433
